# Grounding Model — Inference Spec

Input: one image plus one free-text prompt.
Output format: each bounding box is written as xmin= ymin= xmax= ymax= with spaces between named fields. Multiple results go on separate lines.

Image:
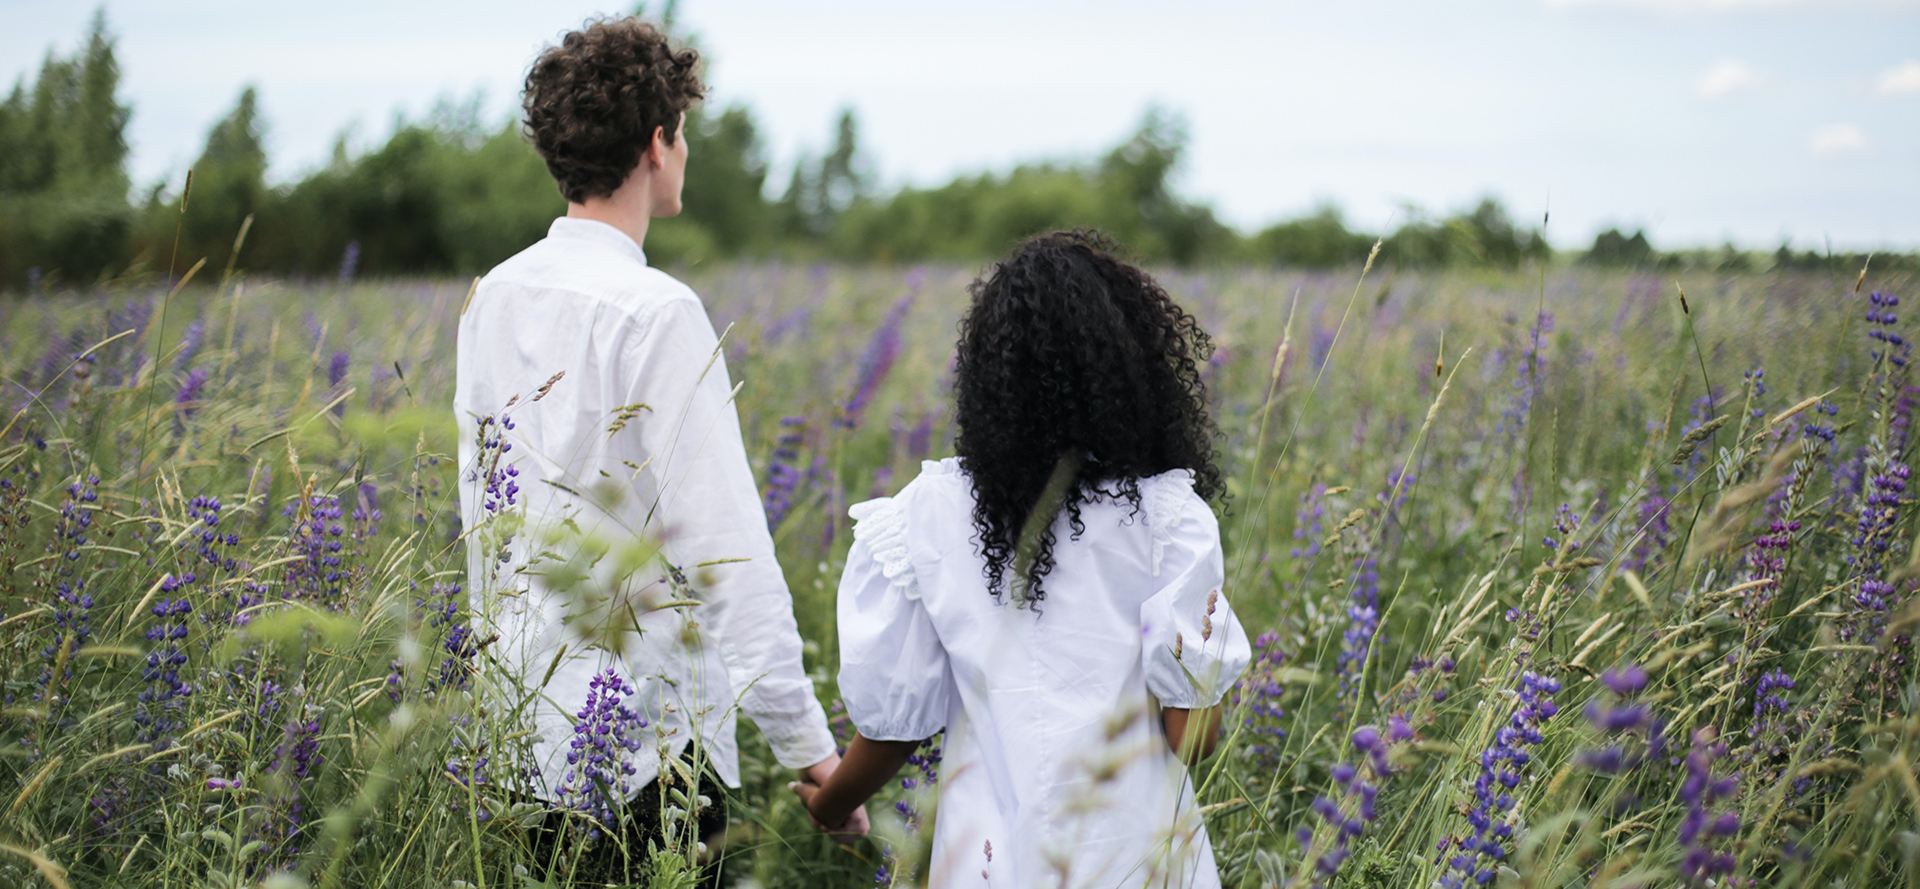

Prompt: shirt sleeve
xmin=621 ymin=295 xmax=837 ymax=770
xmin=1139 ymin=491 xmax=1251 ymax=709
xmin=836 ymin=496 xmax=951 ymax=742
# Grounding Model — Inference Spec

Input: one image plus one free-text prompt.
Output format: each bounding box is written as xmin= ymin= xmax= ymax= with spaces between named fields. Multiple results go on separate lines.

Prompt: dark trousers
xmin=527 ymin=754 xmax=732 ymax=888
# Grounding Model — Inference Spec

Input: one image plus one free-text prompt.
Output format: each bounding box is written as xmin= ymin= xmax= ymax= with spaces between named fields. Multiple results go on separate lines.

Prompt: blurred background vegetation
xmin=1 ymin=13 xmax=1911 ymax=291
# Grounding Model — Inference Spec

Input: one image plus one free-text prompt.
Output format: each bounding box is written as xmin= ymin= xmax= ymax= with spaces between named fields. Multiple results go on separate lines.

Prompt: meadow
xmin=1 ymin=254 xmax=1917 ymax=889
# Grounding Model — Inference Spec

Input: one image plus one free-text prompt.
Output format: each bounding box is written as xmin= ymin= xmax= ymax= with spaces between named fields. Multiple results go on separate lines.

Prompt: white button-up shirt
xmin=455 ymin=217 xmax=835 ymax=794
xmin=838 ymin=458 xmax=1251 ymax=888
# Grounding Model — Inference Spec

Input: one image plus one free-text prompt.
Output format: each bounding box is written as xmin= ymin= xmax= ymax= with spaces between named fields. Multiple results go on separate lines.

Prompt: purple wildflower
xmin=1442 ymin=671 xmax=1560 ymax=889
xmin=763 ymin=416 xmax=807 ymax=529
xmin=284 ymin=493 xmax=348 ymax=605
xmin=1578 ymin=665 xmax=1663 ymax=777
xmin=1677 ymin=729 xmax=1741 ymax=886
xmin=174 ymin=367 xmax=209 ymax=431
xmin=467 ymin=414 xmax=519 ymax=520
xmin=337 ymin=240 xmax=361 ymax=283
xmin=1624 ymin=492 xmax=1674 ymax=573
xmin=841 ymin=294 xmax=913 ymax=429
xmin=422 ymin=582 xmax=475 ymax=695
xmin=174 ymin=319 xmax=206 ymax=370
xmin=556 ymin=668 xmax=649 ymax=838
xmin=1290 ymin=482 xmax=1328 ymax=559
xmin=135 ymin=596 xmax=194 ymax=752
xmin=1300 ymin=724 xmax=1403 ymax=886
xmin=1231 ymin=631 xmax=1290 ymax=767
xmin=38 ymin=476 xmax=100 ymax=697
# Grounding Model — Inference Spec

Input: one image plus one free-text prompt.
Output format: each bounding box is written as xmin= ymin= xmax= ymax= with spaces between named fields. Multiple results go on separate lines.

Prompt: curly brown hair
xmin=522 ymin=18 xmax=704 ymax=204
xmin=954 ymin=230 xmax=1224 ymax=605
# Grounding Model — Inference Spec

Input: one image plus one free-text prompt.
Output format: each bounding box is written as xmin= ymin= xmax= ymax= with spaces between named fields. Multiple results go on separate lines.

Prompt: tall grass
xmin=1 ymin=257 xmax=1916 ymax=888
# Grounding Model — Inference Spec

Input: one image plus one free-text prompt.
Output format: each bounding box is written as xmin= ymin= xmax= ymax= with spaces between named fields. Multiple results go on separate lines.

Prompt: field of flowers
xmin=1 ymin=255 xmax=1917 ymax=889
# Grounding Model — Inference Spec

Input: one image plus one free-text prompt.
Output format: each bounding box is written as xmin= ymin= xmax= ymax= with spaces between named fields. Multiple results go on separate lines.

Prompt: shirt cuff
xmin=757 ymin=709 xmax=839 ymax=770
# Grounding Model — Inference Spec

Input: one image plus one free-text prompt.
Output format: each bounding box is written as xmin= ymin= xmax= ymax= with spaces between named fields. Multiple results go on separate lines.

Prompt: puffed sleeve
xmin=836 ymin=496 xmax=952 ymax=742
xmin=1139 ymin=481 xmax=1252 ymax=709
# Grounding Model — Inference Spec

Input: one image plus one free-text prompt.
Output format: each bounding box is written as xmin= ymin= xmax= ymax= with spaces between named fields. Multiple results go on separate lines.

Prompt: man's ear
xmin=643 ymin=125 xmax=667 ymax=170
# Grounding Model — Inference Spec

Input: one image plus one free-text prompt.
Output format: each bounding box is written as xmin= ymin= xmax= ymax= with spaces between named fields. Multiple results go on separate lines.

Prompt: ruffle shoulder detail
xmin=1142 ymin=469 xmax=1197 ymax=577
xmin=849 ymin=496 xmax=918 ymax=599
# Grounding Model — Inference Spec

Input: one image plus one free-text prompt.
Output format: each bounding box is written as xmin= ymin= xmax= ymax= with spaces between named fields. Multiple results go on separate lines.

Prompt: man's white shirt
xmin=454 ymin=216 xmax=835 ymax=793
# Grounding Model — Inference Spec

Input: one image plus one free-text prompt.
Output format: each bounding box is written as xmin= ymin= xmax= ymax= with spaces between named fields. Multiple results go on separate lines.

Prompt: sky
xmin=4 ymin=0 xmax=1918 ymax=251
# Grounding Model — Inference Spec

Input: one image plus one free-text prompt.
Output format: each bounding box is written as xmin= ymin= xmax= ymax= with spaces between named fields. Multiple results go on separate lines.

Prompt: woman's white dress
xmin=838 ymin=458 xmax=1251 ymax=889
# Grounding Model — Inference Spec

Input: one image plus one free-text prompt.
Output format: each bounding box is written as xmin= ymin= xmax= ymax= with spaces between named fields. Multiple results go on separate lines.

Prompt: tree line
xmin=1 ymin=14 xmax=1906 ymax=291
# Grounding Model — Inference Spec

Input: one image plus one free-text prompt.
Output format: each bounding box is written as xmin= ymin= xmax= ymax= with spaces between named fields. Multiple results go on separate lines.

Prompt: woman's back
xmin=837 ymin=457 xmax=1250 ymax=888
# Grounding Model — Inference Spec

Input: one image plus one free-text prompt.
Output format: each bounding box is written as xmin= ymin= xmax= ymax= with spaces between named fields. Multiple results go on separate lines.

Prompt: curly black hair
xmin=522 ymin=18 xmax=703 ymax=204
xmin=953 ymin=230 xmax=1224 ymax=605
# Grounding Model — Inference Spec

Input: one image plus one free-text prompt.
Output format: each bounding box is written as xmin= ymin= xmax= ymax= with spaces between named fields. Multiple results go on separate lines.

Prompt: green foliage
xmin=1247 ymin=204 xmax=1377 ymax=269
xmin=1381 ymin=197 xmax=1552 ymax=268
xmin=0 ymin=10 xmax=132 ymax=288
xmin=1582 ymin=227 xmax=1655 ymax=268
xmin=831 ymin=108 xmax=1232 ymax=264
xmin=4 ymin=260 xmax=1919 ymax=887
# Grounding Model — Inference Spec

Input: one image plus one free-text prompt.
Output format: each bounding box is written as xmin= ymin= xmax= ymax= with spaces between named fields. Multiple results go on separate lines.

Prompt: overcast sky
xmin=5 ymin=0 xmax=1917 ymax=250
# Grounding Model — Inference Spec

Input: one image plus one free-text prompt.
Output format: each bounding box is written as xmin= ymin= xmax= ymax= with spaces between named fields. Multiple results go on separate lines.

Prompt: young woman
xmin=792 ymin=230 xmax=1251 ymax=887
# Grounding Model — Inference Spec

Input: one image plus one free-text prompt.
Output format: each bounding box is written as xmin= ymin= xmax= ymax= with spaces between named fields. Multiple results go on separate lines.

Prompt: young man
xmin=453 ymin=17 xmax=862 ymax=880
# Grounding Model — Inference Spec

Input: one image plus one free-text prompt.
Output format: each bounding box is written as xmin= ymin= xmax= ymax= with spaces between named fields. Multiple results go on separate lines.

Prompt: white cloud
xmin=1877 ymin=59 xmax=1920 ymax=94
xmin=1544 ymin=0 xmax=1919 ymax=12
xmin=1809 ymin=123 xmax=1870 ymax=155
xmin=1696 ymin=58 xmax=1767 ymax=98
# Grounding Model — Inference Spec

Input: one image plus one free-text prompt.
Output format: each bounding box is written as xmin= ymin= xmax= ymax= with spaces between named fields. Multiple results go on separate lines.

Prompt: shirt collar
xmin=547 ymin=216 xmax=649 ymax=266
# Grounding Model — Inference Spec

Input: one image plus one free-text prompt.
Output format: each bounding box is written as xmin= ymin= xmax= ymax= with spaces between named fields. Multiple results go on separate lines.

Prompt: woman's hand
xmin=788 ymin=735 xmax=920 ymax=840
xmin=790 ymin=753 xmax=871 ymax=840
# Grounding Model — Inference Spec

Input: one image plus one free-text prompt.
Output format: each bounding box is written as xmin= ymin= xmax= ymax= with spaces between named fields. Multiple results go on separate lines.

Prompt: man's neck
xmin=566 ymin=178 xmax=654 ymax=253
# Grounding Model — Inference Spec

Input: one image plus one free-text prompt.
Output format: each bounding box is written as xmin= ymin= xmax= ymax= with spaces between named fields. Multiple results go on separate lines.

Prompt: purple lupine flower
xmin=260 ymin=703 xmax=324 ymax=868
xmin=421 ymin=583 xmax=475 ymax=696
xmin=252 ymin=678 xmax=284 ymax=737
xmin=1578 ymin=665 xmax=1663 ymax=776
xmin=840 ymin=294 xmax=914 ymax=429
xmin=887 ymin=733 xmax=940 ymax=844
xmin=1309 ymin=325 xmax=1336 ymax=372
xmin=1231 ymin=632 xmax=1290 ymax=767
xmin=1334 ymin=554 xmax=1380 ymax=703
xmin=1845 ymin=458 xmax=1907 ymax=643
xmin=1677 ymin=729 xmax=1741 ymax=886
xmin=1290 ymin=482 xmax=1328 ymax=559
xmin=555 ymin=668 xmax=649 ymax=838
xmin=174 ymin=367 xmax=209 ymax=429
xmin=466 ymin=414 xmax=520 ymax=519
xmin=328 ymin=352 xmax=350 ymax=416
xmin=1541 ymin=502 xmax=1581 ymax=554
xmin=1624 ymin=492 xmax=1674 ymax=573
xmin=174 ymin=319 xmax=206 ymax=370
xmin=1300 ymin=724 xmax=1404 ymax=885
xmin=1801 ymin=400 xmax=1838 ymax=444
xmin=337 ymin=240 xmax=361 ymax=284
xmin=903 ymin=411 xmax=934 ymax=462
xmin=1742 ymin=367 xmax=1767 ymax=418
xmin=1442 ymin=671 xmax=1561 ymax=889
xmin=184 ymin=496 xmax=244 ymax=623
xmin=762 ymin=416 xmax=807 ymax=529
xmin=1743 ymin=520 xmax=1797 ymax=600
xmin=1495 ymin=311 xmax=1553 ymax=439
xmin=38 ymin=476 xmax=100 ymax=697
xmin=1866 ymin=290 xmax=1906 ymax=366
xmin=284 ymin=493 xmax=348 ymax=605
xmin=1752 ymin=670 xmax=1794 ymax=731
xmin=135 ymin=596 xmax=194 ymax=752
xmin=445 ymin=713 xmax=493 ymax=821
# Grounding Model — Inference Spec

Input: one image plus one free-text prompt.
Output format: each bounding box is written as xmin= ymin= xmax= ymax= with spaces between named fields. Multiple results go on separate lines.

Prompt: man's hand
xmin=791 ymin=753 xmax=870 ymax=839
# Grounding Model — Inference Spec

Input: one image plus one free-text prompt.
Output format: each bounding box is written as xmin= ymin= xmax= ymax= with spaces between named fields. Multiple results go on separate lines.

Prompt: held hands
xmin=789 ymin=753 xmax=871 ymax=840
